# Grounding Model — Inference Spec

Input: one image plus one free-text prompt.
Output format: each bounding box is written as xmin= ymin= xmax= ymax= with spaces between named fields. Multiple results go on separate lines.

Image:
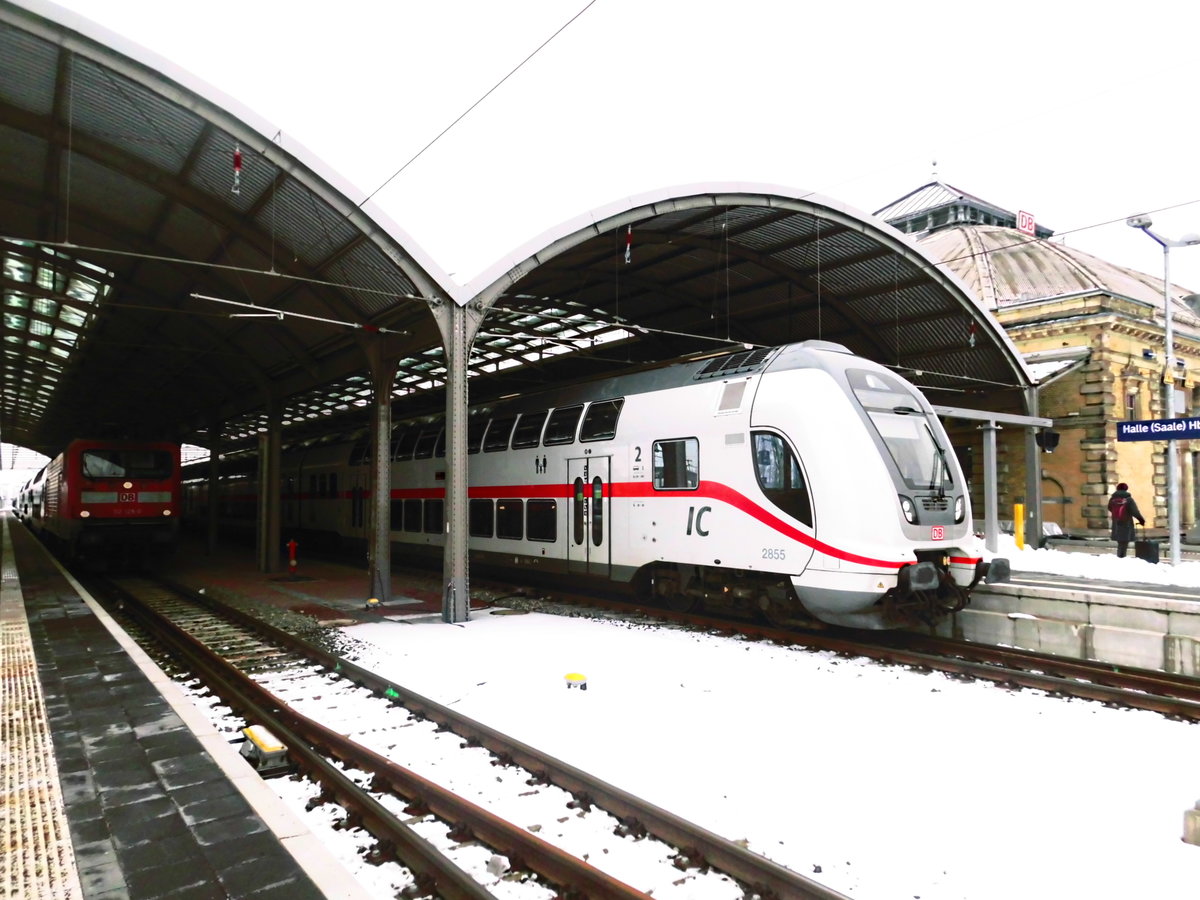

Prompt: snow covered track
xmin=95 ymin=575 xmax=845 ymax=899
xmin=504 ymin=591 xmax=1200 ymax=721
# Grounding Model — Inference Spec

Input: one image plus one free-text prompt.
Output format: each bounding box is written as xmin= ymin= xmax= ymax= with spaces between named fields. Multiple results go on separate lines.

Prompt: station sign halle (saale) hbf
xmin=1118 ymin=417 xmax=1200 ymax=441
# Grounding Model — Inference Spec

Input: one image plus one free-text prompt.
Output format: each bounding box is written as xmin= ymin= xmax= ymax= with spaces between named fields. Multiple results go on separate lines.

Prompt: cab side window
xmin=752 ymin=431 xmax=811 ymax=525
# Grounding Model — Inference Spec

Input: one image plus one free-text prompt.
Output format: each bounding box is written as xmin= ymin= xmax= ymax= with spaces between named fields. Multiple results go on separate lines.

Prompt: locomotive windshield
xmin=81 ymin=449 xmax=173 ymax=480
xmin=847 ymin=369 xmax=952 ymax=492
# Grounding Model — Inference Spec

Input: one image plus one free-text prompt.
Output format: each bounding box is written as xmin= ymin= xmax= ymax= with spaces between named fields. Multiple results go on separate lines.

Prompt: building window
xmin=1126 ymin=382 xmax=1140 ymax=420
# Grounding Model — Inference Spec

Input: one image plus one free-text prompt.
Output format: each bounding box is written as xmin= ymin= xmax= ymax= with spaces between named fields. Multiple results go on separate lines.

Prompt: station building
xmin=878 ymin=183 xmax=1200 ymax=538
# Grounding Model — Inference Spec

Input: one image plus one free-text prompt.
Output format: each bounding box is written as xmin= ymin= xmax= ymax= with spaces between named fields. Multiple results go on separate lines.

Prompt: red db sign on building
xmin=1017 ymin=210 xmax=1036 ymax=236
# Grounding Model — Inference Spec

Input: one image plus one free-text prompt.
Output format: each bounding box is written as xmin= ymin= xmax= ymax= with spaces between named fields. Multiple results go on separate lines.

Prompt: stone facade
xmin=994 ymin=295 xmax=1196 ymax=535
xmin=878 ymin=184 xmax=1200 ymax=538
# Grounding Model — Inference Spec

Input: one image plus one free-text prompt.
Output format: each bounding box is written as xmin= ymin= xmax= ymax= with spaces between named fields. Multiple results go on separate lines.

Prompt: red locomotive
xmin=30 ymin=439 xmax=181 ymax=561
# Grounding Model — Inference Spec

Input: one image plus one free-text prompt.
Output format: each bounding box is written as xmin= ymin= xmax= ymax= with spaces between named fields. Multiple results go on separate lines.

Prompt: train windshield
xmin=847 ymin=369 xmax=952 ymax=492
xmin=81 ymin=449 xmax=174 ymax=480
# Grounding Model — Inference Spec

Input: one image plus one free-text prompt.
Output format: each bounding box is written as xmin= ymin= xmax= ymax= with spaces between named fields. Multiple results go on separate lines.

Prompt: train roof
xmin=464 ymin=340 xmax=865 ymax=420
xmin=183 ymin=341 xmax=867 ymax=467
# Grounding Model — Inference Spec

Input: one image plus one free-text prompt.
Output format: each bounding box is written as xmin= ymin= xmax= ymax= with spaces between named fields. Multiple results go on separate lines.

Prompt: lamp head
xmin=1181 ymin=233 xmax=1200 ymax=246
xmin=1127 ymin=215 xmax=1153 ymax=229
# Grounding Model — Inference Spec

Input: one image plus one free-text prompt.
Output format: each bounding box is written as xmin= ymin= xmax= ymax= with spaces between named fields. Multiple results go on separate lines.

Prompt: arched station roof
xmin=466 ymin=184 xmax=1035 ymax=409
xmin=1 ymin=0 xmax=461 ymax=456
xmin=1 ymin=0 xmax=1035 ymax=460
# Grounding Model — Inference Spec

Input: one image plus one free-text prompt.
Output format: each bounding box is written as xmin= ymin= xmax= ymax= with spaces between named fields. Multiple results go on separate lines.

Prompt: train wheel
xmin=758 ymin=598 xmax=789 ymax=627
xmin=665 ymin=592 xmax=697 ymax=613
xmin=632 ymin=569 xmax=656 ymax=606
xmin=756 ymin=592 xmax=814 ymax=629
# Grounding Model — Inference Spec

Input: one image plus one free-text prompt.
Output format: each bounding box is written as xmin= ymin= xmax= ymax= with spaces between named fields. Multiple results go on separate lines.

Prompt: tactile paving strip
xmin=1 ymin=517 xmax=81 ymax=900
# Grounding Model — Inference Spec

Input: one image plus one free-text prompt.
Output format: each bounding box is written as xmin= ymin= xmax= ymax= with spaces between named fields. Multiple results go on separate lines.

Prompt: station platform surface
xmin=0 ymin=516 xmax=375 ymax=900
xmin=159 ymin=534 xmax=495 ymax=624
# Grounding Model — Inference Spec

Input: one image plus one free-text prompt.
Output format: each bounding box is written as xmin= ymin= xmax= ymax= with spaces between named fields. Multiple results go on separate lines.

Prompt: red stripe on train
xmin=391 ymin=480 xmax=920 ymax=569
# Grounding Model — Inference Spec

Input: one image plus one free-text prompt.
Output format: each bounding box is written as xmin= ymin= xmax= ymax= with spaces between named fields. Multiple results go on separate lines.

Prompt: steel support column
xmin=431 ymin=298 xmax=486 ymax=623
xmin=365 ymin=345 xmax=398 ymax=605
xmin=257 ymin=399 xmax=282 ymax=573
xmin=981 ymin=422 xmax=1000 ymax=554
xmin=1024 ymin=386 xmax=1044 ymax=547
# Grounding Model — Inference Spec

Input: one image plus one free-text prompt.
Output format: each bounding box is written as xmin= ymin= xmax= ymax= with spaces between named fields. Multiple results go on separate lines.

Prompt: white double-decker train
xmin=185 ymin=340 xmax=1006 ymax=628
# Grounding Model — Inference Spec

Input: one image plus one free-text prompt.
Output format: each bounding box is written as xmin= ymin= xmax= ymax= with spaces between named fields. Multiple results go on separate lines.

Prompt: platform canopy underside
xmin=0 ymin=0 xmax=1032 ymax=458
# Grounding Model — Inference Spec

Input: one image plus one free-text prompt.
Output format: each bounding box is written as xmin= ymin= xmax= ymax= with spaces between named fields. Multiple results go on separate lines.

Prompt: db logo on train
xmin=930 ymin=526 xmax=945 ymax=540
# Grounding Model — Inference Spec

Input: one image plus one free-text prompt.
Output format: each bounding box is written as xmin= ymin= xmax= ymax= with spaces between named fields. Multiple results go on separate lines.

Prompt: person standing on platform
xmin=1108 ymin=482 xmax=1146 ymax=558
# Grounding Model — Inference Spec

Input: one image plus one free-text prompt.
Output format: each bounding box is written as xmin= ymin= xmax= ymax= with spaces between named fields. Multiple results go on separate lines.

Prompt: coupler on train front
xmin=884 ymin=555 xmax=1010 ymax=626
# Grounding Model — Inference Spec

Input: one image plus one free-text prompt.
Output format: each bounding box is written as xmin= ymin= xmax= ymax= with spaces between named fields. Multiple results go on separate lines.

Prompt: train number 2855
xmin=761 ymin=548 xmax=786 ymax=561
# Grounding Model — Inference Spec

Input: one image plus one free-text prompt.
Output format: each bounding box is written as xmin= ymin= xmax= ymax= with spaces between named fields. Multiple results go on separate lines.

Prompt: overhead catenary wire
xmin=10 ymin=192 xmax=1199 ymax=323
xmin=190 ymin=292 xmax=408 ymax=333
xmin=356 ymin=1 xmax=598 ymax=211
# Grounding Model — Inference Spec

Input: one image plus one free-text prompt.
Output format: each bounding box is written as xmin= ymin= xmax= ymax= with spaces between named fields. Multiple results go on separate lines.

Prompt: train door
xmin=568 ymin=456 xmax=610 ymax=577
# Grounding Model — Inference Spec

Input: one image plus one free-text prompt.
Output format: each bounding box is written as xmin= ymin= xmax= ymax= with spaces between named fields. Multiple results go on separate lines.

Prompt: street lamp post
xmin=1126 ymin=216 xmax=1200 ymax=566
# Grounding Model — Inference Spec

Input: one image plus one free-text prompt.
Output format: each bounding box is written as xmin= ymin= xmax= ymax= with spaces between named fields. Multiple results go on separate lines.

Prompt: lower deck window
xmin=526 ymin=499 xmax=557 ymax=542
xmin=469 ymin=499 xmax=494 ymax=537
xmin=496 ymin=499 xmax=523 ymax=540
xmin=403 ymin=499 xmax=422 ymax=532
xmin=423 ymin=499 xmax=444 ymax=534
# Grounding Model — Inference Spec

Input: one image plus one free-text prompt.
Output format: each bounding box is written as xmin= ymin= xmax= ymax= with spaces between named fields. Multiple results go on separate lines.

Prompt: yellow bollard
xmin=564 ymin=672 xmax=588 ymax=691
xmin=1013 ymin=503 xmax=1025 ymax=549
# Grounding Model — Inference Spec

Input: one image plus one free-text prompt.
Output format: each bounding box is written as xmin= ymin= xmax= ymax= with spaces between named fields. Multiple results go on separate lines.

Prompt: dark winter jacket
xmin=1108 ymin=489 xmax=1146 ymax=543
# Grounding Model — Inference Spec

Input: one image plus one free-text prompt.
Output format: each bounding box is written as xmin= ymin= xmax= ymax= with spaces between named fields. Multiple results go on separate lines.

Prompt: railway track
xmin=92 ymin=574 xmax=847 ymax=900
xmin=495 ymin=589 xmax=1200 ymax=721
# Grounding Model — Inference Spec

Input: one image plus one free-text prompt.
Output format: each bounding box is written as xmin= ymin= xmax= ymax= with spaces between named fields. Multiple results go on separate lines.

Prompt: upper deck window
xmin=467 ymin=418 xmax=488 ymax=454
xmin=580 ymin=399 xmax=623 ymax=441
xmin=512 ymin=411 xmax=548 ymax=449
xmin=484 ymin=415 xmax=517 ymax=452
xmin=414 ymin=427 xmax=442 ymax=459
xmin=544 ymin=405 xmax=584 ymax=446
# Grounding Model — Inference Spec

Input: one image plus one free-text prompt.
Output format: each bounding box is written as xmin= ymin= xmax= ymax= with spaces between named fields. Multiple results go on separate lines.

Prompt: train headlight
xmin=954 ymin=496 xmax=966 ymax=524
xmin=899 ymin=495 xmax=916 ymax=524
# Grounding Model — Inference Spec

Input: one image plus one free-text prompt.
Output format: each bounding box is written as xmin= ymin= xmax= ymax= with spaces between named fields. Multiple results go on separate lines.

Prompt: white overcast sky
xmin=45 ymin=0 xmax=1200 ymax=293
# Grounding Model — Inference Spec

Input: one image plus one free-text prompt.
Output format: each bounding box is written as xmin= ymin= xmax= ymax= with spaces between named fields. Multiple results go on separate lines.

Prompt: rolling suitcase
xmin=1134 ymin=525 xmax=1159 ymax=564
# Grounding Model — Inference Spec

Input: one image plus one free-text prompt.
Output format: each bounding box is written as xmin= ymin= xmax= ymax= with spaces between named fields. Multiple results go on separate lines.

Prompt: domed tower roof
xmin=876 ymin=182 xmax=1200 ymax=328
xmin=918 ymin=225 xmax=1195 ymax=313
